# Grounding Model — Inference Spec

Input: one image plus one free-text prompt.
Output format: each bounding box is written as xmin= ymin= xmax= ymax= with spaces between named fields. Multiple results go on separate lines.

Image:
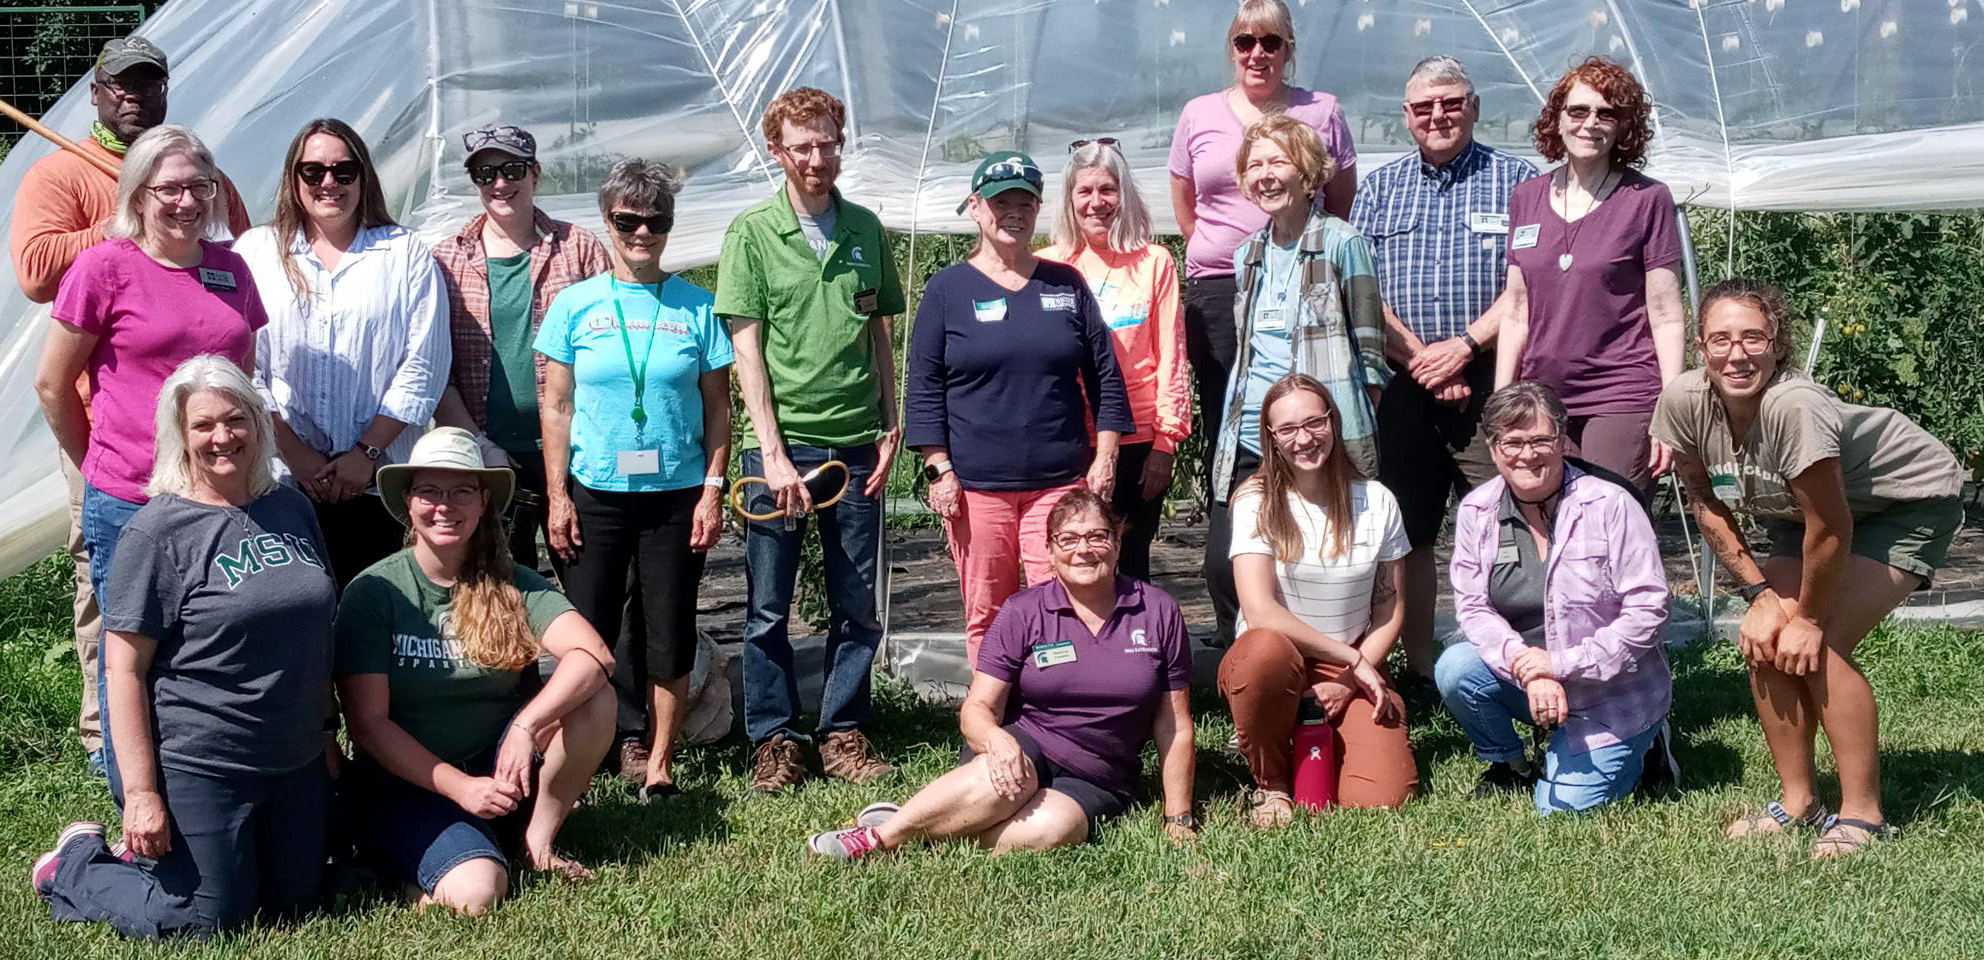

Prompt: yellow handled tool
xmin=729 ymin=460 xmax=850 ymax=524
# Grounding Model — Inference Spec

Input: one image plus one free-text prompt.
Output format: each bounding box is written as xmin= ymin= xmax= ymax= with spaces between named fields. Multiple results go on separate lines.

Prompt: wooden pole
xmin=0 ymin=98 xmax=120 ymax=179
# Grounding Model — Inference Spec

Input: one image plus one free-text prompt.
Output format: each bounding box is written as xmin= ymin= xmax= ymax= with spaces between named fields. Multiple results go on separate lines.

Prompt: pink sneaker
xmin=29 ymin=821 xmax=105 ymax=896
xmin=805 ymin=825 xmax=883 ymax=860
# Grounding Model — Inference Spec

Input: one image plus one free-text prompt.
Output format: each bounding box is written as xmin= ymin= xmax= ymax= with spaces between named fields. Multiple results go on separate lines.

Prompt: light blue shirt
xmin=1236 ymin=235 xmax=1303 ymax=453
xmin=534 ymin=273 xmax=733 ymax=492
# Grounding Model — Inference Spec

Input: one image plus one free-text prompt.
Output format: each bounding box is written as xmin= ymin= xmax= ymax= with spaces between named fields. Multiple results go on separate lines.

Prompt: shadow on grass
xmin=1877 ymin=749 xmax=1984 ymax=830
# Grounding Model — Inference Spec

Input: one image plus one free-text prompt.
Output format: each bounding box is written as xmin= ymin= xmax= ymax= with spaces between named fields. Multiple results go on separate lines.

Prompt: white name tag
xmin=1032 ymin=640 xmax=1078 ymax=668
xmin=1496 ymin=542 xmax=1520 ymax=565
xmin=1256 ymin=307 xmax=1286 ymax=332
xmin=617 ymin=449 xmax=660 ymax=476
xmin=973 ymin=298 xmax=1007 ymax=323
xmin=1511 ymin=224 xmax=1541 ymax=249
xmin=1469 ymin=212 xmax=1510 ymax=234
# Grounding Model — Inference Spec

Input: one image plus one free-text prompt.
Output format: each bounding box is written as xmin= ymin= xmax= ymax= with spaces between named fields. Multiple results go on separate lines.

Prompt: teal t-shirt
xmin=484 ymin=251 xmax=540 ymax=452
xmin=1238 ymin=236 xmax=1301 ymax=453
xmin=533 ymin=272 xmax=733 ymax=492
xmin=332 ymin=549 xmax=575 ymax=767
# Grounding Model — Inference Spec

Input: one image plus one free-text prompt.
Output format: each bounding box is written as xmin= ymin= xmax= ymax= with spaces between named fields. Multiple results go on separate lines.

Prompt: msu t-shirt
xmin=333 ymin=549 xmax=575 ymax=767
xmin=101 ymin=487 xmax=336 ymax=777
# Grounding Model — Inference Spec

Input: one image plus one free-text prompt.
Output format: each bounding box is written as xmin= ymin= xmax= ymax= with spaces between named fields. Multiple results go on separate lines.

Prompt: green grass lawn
xmin=2 ymin=552 xmax=1983 ymax=958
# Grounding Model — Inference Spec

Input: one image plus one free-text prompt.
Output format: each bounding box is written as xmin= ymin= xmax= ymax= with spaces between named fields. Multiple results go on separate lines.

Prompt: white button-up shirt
xmin=237 ymin=223 xmax=450 ymax=479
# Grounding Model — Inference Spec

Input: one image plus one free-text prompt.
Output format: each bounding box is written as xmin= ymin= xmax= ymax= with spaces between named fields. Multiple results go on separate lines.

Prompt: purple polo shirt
xmin=975 ymin=576 xmax=1192 ymax=796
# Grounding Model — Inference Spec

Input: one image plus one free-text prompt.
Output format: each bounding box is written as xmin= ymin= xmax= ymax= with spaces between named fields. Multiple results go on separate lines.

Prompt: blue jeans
xmin=739 ymin=444 xmax=883 ymax=745
xmin=79 ymin=483 xmax=143 ymax=785
xmin=1434 ymin=641 xmax=1659 ymax=816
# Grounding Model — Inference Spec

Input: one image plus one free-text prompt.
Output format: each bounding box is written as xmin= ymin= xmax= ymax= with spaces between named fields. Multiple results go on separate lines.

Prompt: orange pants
xmin=944 ymin=482 xmax=1080 ymax=668
xmin=1217 ymin=627 xmax=1417 ymax=808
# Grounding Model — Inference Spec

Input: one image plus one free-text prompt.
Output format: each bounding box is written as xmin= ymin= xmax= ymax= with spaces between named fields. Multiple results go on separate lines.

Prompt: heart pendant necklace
xmin=1558 ymin=166 xmax=1616 ymax=272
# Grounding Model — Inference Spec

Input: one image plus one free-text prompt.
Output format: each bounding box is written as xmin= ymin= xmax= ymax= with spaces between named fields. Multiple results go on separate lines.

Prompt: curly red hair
xmin=1531 ymin=57 xmax=1653 ymax=169
xmin=761 ymin=87 xmax=846 ymax=145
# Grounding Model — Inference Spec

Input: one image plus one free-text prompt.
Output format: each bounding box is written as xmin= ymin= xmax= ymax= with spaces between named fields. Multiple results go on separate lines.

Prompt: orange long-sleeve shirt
xmin=1038 ymin=241 xmax=1191 ymax=453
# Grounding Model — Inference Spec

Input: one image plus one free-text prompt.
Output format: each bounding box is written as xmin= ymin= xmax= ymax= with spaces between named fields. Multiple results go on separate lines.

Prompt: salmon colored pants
xmin=945 ymin=482 xmax=1081 ymax=668
xmin=1218 ymin=627 xmax=1418 ymax=808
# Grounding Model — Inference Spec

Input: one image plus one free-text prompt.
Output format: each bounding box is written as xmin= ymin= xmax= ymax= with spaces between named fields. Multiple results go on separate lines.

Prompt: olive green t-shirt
xmin=334 ymin=549 xmax=574 ymax=767
xmin=1651 ymin=368 xmax=1962 ymax=521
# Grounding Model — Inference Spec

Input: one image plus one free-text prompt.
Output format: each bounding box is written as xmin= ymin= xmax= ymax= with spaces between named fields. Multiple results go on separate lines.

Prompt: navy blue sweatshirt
xmin=904 ymin=260 xmax=1134 ymax=491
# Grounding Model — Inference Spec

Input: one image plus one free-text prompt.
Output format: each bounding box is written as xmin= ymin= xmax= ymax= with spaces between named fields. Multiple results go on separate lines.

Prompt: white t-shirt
xmin=1229 ymin=480 xmax=1411 ymax=643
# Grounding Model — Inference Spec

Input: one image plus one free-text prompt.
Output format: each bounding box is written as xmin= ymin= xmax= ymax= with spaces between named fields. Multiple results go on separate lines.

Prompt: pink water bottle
xmin=1291 ymin=701 xmax=1338 ymax=810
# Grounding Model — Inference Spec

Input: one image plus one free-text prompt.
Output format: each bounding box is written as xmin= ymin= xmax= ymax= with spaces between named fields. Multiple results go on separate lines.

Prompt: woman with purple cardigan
xmin=1435 ymin=381 xmax=1673 ymax=814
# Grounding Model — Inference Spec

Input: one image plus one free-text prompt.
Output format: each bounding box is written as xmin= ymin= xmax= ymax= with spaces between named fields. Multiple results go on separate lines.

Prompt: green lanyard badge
xmin=612 ymin=283 xmax=662 ymax=444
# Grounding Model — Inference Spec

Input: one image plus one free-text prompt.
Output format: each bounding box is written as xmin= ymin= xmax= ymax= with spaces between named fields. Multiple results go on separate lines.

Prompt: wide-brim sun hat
xmin=375 ymin=427 xmax=516 ymax=527
xmin=956 ymin=149 xmax=1043 ymax=214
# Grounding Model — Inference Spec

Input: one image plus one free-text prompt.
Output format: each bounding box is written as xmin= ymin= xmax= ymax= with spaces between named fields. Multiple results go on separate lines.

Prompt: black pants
xmin=1111 ymin=443 xmax=1167 ymax=582
xmin=313 ymin=494 xmax=406 ymax=592
xmin=1376 ymin=353 xmax=1498 ymax=548
xmin=1183 ymin=274 xmax=1239 ymax=491
xmin=503 ymin=453 xmax=550 ymax=573
xmin=1204 ymin=448 xmax=1261 ymax=648
xmin=556 ymin=482 xmax=705 ymax=739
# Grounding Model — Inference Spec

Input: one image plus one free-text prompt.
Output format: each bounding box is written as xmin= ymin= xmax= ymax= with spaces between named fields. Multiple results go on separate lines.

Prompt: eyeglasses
xmin=1050 ymin=530 xmax=1116 ymax=551
xmin=468 ymin=160 xmax=532 ymax=185
xmin=1703 ymin=331 xmax=1774 ymax=358
xmin=1493 ymin=435 xmax=1562 ymax=458
xmin=609 ymin=211 xmax=673 ymax=235
xmin=1069 ymin=137 xmax=1120 ymax=154
xmin=1407 ymin=96 xmax=1470 ymax=118
xmin=463 ymin=124 xmax=529 ymax=154
xmin=1231 ymin=33 xmax=1285 ymax=54
xmin=777 ymin=140 xmax=842 ymax=160
xmin=146 ymin=178 xmax=218 ymax=203
xmin=1562 ymin=104 xmax=1620 ymax=126
xmin=409 ymin=484 xmax=483 ymax=507
xmin=94 ymin=74 xmax=166 ymax=100
xmin=294 ymin=160 xmax=363 ymax=186
xmin=1268 ymin=416 xmax=1334 ymax=445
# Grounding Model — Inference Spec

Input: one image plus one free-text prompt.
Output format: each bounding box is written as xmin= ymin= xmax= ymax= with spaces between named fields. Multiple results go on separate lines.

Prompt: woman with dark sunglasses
xmin=236 ymin=118 xmax=452 ymax=589
xmin=1167 ymin=0 xmax=1359 ymax=625
xmin=431 ymin=124 xmax=611 ymax=570
xmin=534 ymin=159 xmax=731 ymax=798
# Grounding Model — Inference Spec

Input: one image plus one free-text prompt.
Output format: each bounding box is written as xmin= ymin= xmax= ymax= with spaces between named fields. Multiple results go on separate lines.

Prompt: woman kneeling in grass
xmin=807 ymin=490 xmax=1197 ymax=857
xmin=336 ymin=427 xmax=615 ymax=913
xmin=1654 ymin=278 xmax=1965 ymax=859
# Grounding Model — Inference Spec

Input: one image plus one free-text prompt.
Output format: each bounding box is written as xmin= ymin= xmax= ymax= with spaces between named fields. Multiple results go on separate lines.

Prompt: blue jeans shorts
xmin=345 ymin=741 xmax=536 ymax=893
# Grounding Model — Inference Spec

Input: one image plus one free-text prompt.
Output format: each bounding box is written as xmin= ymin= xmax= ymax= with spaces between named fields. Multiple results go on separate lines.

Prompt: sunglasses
xmin=468 ymin=160 xmax=532 ymax=186
xmin=1562 ymin=104 xmax=1621 ymax=125
xmin=1231 ymin=33 xmax=1285 ymax=54
xmin=609 ymin=211 xmax=673 ymax=235
xmin=1408 ymin=96 xmax=1471 ymax=118
xmin=294 ymin=160 xmax=363 ymax=186
xmin=981 ymin=158 xmax=1043 ymax=187
xmin=464 ymin=124 xmax=529 ymax=153
xmin=1068 ymin=137 xmax=1120 ymax=154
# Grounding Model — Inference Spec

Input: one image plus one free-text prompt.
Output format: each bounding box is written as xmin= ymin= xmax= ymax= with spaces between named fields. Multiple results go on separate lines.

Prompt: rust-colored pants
xmin=1217 ymin=627 xmax=1417 ymax=808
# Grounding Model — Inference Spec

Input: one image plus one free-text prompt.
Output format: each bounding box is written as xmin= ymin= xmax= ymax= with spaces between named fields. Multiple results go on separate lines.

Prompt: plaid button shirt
xmin=1350 ymin=140 xmax=1536 ymax=344
xmin=433 ymin=209 xmax=612 ymax=427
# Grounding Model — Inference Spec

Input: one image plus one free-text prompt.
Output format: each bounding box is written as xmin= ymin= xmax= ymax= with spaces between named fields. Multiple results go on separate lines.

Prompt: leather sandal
xmin=1726 ymin=800 xmax=1832 ymax=839
xmin=1247 ymin=789 xmax=1294 ymax=829
xmin=1811 ymin=816 xmax=1896 ymax=860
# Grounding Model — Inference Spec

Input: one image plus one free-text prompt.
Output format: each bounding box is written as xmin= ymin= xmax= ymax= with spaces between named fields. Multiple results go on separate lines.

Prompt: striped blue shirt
xmin=1350 ymin=141 xmax=1536 ymax=344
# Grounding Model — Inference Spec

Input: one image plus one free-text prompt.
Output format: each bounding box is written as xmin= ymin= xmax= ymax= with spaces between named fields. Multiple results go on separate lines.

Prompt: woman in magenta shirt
xmin=1495 ymin=57 xmax=1687 ymax=495
xmin=34 ymin=124 xmax=266 ymax=608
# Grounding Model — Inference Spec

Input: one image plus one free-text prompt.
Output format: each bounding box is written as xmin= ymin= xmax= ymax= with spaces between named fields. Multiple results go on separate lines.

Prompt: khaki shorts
xmin=1767 ymin=496 xmax=1964 ymax=587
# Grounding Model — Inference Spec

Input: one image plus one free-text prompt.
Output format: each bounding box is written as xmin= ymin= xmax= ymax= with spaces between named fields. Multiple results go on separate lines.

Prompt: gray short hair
xmin=147 ymin=355 xmax=278 ymax=500
xmin=107 ymin=125 xmax=227 ymax=246
xmin=1480 ymin=380 xmax=1569 ymax=440
xmin=1407 ymin=55 xmax=1475 ymax=96
xmin=1049 ymin=141 xmax=1153 ymax=254
xmin=597 ymin=158 xmax=683 ymax=221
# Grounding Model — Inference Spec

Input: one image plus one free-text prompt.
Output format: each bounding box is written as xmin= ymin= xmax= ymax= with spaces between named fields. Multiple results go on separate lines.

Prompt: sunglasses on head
xmin=1562 ymin=104 xmax=1620 ymax=125
xmin=463 ymin=124 xmax=529 ymax=153
xmin=1231 ymin=33 xmax=1284 ymax=54
xmin=1068 ymin=137 xmax=1120 ymax=154
xmin=981 ymin=159 xmax=1042 ymax=187
xmin=468 ymin=160 xmax=532 ymax=186
xmin=609 ymin=211 xmax=673 ymax=235
xmin=294 ymin=160 xmax=363 ymax=186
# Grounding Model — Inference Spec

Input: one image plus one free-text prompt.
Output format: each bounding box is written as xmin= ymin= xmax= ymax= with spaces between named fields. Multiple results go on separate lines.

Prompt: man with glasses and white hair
xmin=715 ymin=87 xmax=906 ymax=793
xmin=1349 ymin=55 xmax=1536 ymax=692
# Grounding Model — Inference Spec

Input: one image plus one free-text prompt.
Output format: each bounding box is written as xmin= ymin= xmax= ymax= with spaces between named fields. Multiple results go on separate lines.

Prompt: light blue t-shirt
xmin=533 ymin=273 xmax=733 ymax=492
xmin=1237 ymin=236 xmax=1302 ymax=453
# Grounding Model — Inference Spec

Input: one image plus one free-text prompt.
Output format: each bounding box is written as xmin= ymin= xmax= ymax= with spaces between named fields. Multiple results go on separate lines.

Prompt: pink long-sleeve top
xmin=1037 ymin=242 xmax=1190 ymax=453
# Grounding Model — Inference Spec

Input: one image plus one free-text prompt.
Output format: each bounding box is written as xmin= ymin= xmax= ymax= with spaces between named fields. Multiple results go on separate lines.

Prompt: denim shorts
xmin=957 ymin=725 xmax=1130 ymax=841
xmin=344 ymin=741 xmax=536 ymax=893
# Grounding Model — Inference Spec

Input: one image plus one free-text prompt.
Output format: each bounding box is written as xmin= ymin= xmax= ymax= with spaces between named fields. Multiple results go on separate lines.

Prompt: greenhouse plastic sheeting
xmin=0 ymin=0 xmax=1979 ymax=579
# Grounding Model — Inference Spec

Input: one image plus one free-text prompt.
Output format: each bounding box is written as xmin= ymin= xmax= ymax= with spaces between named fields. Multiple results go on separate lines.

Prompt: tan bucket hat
xmin=374 ymin=427 xmax=516 ymax=527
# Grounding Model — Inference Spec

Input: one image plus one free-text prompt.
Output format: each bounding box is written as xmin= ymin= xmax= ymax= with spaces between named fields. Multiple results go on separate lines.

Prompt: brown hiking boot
xmin=749 ymin=735 xmax=807 ymax=793
xmin=819 ymin=730 xmax=895 ymax=784
xmin=616 ymin=737 xmax=651 ymax=788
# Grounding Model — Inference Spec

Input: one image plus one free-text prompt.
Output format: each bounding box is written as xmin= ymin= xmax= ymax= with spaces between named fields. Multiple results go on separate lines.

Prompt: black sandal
xmin=1727 ymin=800 xmax=1832 ymax=838
xmin=1811 ymin=816 xmax=1895 ymax=860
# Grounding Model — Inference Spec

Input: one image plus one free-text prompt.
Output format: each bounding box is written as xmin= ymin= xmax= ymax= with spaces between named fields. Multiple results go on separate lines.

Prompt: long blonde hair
xmin=423 ymin=480 xmax=538 ymax=670
xmin=1240 ymin=374 xmax=1356 ymax=562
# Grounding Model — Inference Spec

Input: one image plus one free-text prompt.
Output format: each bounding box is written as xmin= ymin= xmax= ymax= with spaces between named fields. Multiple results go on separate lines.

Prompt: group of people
xmin=11 ymin=0 xmax=1966 ymax=939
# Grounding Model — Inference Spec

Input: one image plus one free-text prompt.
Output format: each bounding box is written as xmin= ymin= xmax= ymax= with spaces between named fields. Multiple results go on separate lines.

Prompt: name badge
xmin=197 ymin=267 xmax=237 ymax=292
xmin=853 ymin=288 xmax=879 ymax=314
xmin=1256 ymin=307 xmax=1286 ymax=332
xmin=1511 ymin=224 xmax=1541 ymax=249
xmin=973 ymin=298 xmax=1007 ymax=323
xmin=1709 ymin=472 xmax=1741 ymax=504
xmin=617 ymin=449 xmax=660 ymax=476
xmin=1031 ymin=640 xmax=1078 ymax=669
xmin=1495 ymin=542 xmax=1521 ymax=565
xmin=1469 ymin=212 xmax=1510 ymax=234
xmin=1039 ymin=292 xmax=1078 ymax=312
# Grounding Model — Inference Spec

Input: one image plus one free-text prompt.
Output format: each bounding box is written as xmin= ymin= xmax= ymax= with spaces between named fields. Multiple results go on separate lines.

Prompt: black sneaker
xmin=1638 ymin=721 xmax=1680 ymax=795
xmin=1473 ymin=761 xmax=1534 ymax=798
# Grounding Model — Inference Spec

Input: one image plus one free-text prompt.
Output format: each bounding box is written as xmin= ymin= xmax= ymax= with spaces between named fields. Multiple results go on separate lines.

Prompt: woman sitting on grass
xmin=32 ymin=355 xmax=335 ymax=940
xmin=806 ymin=490 xmax=1197 ymax=857
xmin=1653 ymin=278 xmax=1965 ymax=859
xmin=335 ymin=427 xmax=615 ymax=914
xmin=1217 ymin=374 xmax=1414 ymax=826
xmin=1439 ymin=381 xmax=1673 ymax=814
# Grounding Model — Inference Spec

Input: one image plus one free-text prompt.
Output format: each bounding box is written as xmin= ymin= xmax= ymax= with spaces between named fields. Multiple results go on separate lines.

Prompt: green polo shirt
xmin=714 ymin=187 xmax=905 ymax=449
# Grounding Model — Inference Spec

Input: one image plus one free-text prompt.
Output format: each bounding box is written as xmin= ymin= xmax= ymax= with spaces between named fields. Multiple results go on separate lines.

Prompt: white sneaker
xmin=854 ymin=802 xmax=900 ymax=830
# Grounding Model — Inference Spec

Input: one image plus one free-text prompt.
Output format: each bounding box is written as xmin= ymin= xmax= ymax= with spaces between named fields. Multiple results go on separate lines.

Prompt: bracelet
xmin=1460 ymin=331 xmax=1483 ymax=356
xmin=702 ymin=475 xmax=726 ymax=489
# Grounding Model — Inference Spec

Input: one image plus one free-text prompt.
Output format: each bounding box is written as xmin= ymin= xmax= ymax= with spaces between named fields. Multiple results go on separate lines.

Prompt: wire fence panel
xmin=0 ymin=5 xmax=147 ymax=156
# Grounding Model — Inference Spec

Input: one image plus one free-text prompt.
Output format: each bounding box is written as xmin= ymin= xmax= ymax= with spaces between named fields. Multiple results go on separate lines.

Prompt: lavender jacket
xmin=1451 ymin=465 xmax=1672 ymax=753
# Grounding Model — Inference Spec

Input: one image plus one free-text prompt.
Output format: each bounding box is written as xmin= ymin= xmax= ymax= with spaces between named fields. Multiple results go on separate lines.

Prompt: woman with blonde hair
xmin=31 ymin=355 xmax=336 ymax=939
xmin=1217 ymin=374 xmax=1414 ymax=827
xmin=335 ymin=427 xmax=615 ymax=915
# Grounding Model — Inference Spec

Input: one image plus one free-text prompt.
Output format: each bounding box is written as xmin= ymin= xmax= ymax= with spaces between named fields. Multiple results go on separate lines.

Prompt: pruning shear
xmin=729 ymin=460 xmax=851 ymax=529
